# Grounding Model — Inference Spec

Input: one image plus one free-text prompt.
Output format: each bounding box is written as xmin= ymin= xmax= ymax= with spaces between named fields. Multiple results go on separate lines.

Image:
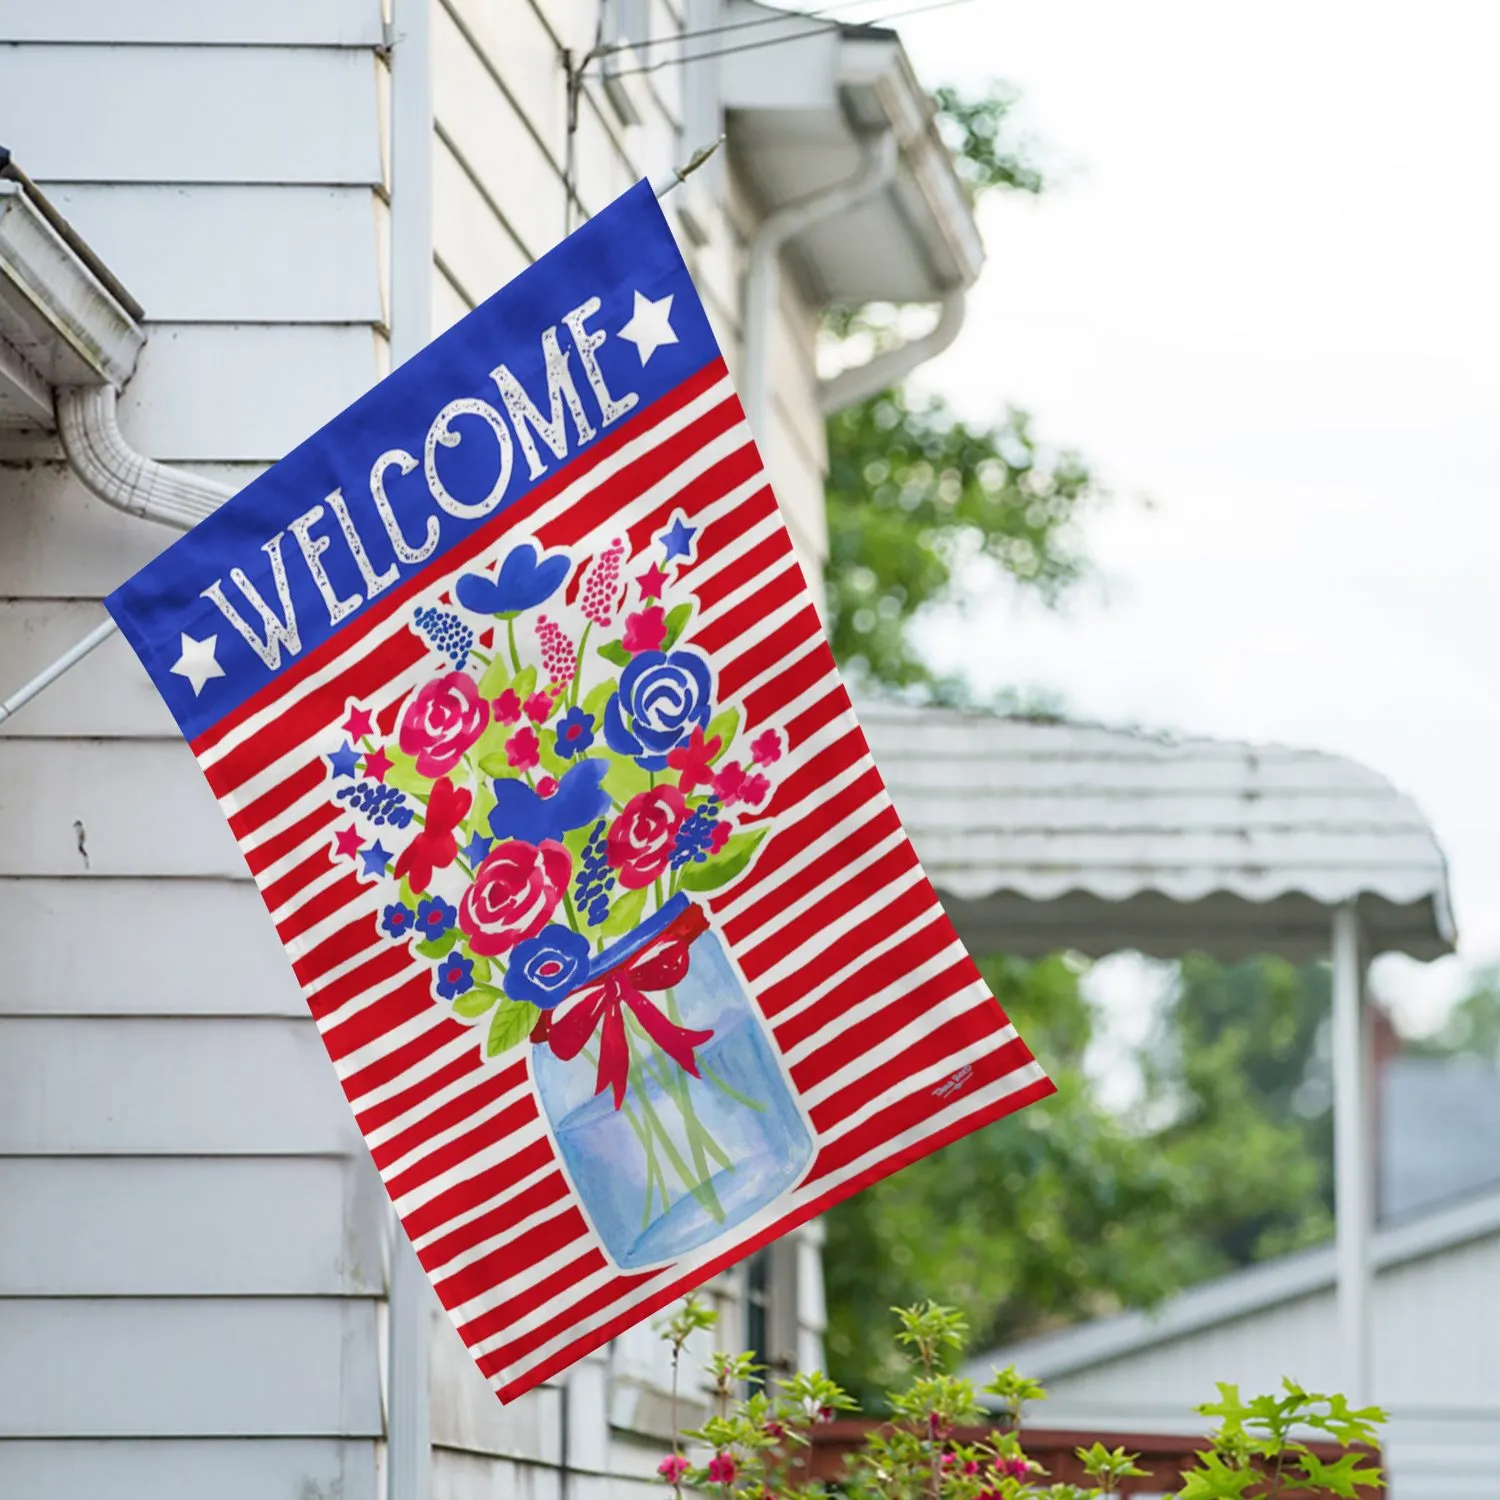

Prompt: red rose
xmin=607 ymin=786 xmax=687 ymax=890
xmin=399 ymin=671 xmax=488 ymax=777
xmin=393 ymin=775 xmax=472 ymax=893
xmin=459 ymin=839 xmax=571 ymax=957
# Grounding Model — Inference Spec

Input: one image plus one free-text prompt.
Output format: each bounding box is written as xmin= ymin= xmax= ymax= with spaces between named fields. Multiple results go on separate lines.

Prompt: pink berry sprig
xmin=536 ymin=614 xmax=576 ymax=686
xmin=581 ymin=538 xmax=625 ymax=628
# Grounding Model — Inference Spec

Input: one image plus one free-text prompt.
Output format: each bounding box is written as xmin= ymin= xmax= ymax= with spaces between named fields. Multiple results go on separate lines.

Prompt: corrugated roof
xmin=860 ymin=703 xmax=1455 ymax=962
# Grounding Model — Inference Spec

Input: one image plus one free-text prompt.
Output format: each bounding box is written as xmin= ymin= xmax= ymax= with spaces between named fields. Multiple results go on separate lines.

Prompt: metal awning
xmin=861 ymin=702 xmax=1455 ymax=964
xmin=721 ymin=4 xmax=984 ymax=304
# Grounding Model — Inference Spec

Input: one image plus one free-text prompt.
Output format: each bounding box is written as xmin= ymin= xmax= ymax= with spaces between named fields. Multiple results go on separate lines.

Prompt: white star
xmin=170 ymin=632 xmax=225 ymax=697
xmin=617 ymin=290 xmax=678 ymax=365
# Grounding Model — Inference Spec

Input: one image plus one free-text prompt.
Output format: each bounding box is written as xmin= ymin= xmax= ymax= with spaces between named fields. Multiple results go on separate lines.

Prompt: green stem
xmin=506 ymin=615 xmax=521 ymax=673
xmin=625 ymin=1030 xmax=725 ymax=1220
xmin=569 ymin=621 xmax=592 ymax=710
xmin=560 ymin=886 xmax=583 ymax=935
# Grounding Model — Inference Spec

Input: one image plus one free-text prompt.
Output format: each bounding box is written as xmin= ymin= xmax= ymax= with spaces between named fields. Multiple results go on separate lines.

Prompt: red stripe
xmin=355 ymin=1047 xmax=481 ymax=1136
xmin=229 ymin=759 xmax=322 ymax=841
xmin=434 ymin=1203 xmax=591 ymax=1313
xmin=417 ymin=1170 xmax=571 ymax=1276
xmin=371 ymin=1064 xmax=526 ymax=1172
xmin=492 ymin=1073 xmax=1057 ymax=1402
xmin=260 ymin=845 xmax=334 ymax=915
xmin=401 ymin=1135 xmax=556 ymax=1242
xmin=321 ymin=973 xmax=435 ymax=1063
xmin=683 ymin=518 xmax=788 ymax=618
xmin=339 ymin=1011 xmax=469 ymax=1103
xmin=306 ymin=944 xmax=413 ymax=1024
xmin=192 ymin=358 xmax=731 ymax=762
xmin=773 ymin=912 xmax=952 ymax=1053
xmin=291 ymin=915 xmax=383 ymax=988
xmin=804 ymin=1036 xmax=1037 ymax=1185
xmin=739 ymin=641 xmax=831 ymax=733
xmin=756 ymin=726 xmax=865 ymax=825
xmin=386 ymin=1093 xmax=540 ymax=1204
xmin=246 ymin=801 xmax=338 ymax=879
xmin=753 ymin=880 xmax=939 ymax=1016
xmin=692 ymin=561 xmax=805 ymax=659
xmin=720 ymin=803 xmax=902 ymax=948
xmin=275 ymin=870 xmax=366 ymax=946
xmin=716 ymin=605 xmax=823 ymax=703
xmin=680 ymin=485 xmax=777 ymax=591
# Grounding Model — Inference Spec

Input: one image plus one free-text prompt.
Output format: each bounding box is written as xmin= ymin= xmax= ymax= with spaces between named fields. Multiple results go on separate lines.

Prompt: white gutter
xmin=741 ymin=129 xmax=898 ymax=444
xmin=816 ymin=284 xmax=967 ymax=414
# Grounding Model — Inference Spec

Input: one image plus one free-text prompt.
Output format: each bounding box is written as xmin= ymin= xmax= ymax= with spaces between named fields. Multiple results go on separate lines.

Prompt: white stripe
xmin=361 ymin=1047 xmax=501 ymax=1151
xmin=769 ymin=907 xmax=948 ymax=1032
xmin=199 ymin=376 xmax=739 ymax=773
xmin=410 ymin=1158 xmax=558 ymax=1257
xmin=432 ymin=1195 xmax=579 ymax=1292
xmin=463 ymin=1262 xmax=616 ymax=1362
xmin=734 ymin=826 xmax=909 ymax=957
xmin=729 ymin=628 xmax=825 ymax=710
xmin=784 ymin=940 xmax=971 ymax=1073
xmin=303 ymin=932 xmax=387 ymax=998
xmin=442 ymin=1199 xmax=586 ymax=1326
xmin=393 ymin=1116 xmax=547 ymax=1217
xmin=316 ymin=953 xmax=426 ymax=1036
xmin=282 ymin=885 xmax=382 ymax=966
xmin=377 ymin=1074 xmax=531 ymax=1185
xmin=332 ymin=1006 xmax=449 ymax=1086
xmin=748 ymin=861 xmax=930 ymax=991
xmin=800 ymin=981 xmax=996 ymax=1112
xmin=353 ymin=1030 xmax=478 ymax=1120
xmin=267 ymin=859 xmax=347 ymax=925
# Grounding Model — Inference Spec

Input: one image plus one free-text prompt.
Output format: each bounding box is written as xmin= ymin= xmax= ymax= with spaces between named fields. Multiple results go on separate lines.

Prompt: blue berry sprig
xmin=414 ymin=605 xmax=476 ymax=667
xmin=337 ymin=781 xmax=415 ymax=829
xmin=575 ymin=819 xmax=615 ymax=927
xmin=671 ymin=799 xmax=722 ymax=870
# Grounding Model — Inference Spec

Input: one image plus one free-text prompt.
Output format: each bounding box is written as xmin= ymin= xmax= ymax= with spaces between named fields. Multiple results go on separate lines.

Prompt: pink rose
xmin=657 ymin=1455 xmax=690 ymax=1483
xmin=459 ymin=839 xmax=571 ymax=957
xmin=623 ymin=605 xmax=667 ymax=654
xmin=494 ymin=689 xmax=522 ymax=724
xmin=399 ymin=672 xmax=488 ymax=777
xmin=706 ymin=1454 xmax=736 ymax=1485
xmin=524 ymin=690 xmax=555 ymax=723
xmin=607 ymin=786 xmax=687 ymax=889
xmin=506 ymin=726 xmax=540 ymax=771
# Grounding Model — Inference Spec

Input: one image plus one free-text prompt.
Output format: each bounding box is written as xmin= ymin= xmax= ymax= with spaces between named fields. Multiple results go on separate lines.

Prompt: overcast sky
xmin=855 ymin=0 xmax=1500 ymax=1037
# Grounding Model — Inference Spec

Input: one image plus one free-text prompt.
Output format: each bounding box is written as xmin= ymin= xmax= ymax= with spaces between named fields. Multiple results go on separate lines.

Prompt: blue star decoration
xmin=461 ymin=831 xmax=493 ymax=867
xmin=327 ymin=741 xmax=361 ymax=779
xmin=657 ymin=513 xmax=697 ymax=563
xmin=360 ymin=840 xmax=394 ymax=878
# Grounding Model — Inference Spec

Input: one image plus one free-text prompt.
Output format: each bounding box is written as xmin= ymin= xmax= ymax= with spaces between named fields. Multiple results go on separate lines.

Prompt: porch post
xmin=1331 ymin=902 xmax=1372 ymax=1402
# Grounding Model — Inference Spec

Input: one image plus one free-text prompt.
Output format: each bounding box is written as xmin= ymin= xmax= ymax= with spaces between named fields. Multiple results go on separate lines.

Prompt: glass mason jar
xmin=531 ymin=893 xmax=814 ymax=1270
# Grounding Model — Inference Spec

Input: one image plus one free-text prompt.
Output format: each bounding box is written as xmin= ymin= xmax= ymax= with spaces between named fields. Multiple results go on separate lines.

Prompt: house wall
xmin=0 ymin=1 xmax=831 ymax=1496
xmin=1021 ymin=1232 xmax=1500 ymax=1500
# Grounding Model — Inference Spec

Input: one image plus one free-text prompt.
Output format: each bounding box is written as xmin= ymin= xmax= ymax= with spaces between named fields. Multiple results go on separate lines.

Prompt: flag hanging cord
xmin=0 ymin=143 xmax=723 ymax=733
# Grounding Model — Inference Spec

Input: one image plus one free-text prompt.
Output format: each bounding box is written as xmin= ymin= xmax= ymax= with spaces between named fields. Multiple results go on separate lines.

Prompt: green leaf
xmin=599 ymin=885 xmax=648 ymax=938
xmin=511 ymin=665 xmax=538 ymax=702
xmin=487 ymin=999 xmax=540 ymax=1056
xmin=703 ymin=708 xmax=739 ymax=762
xmin=677 ymin=828 xmax=767 ymax=892
xmin=469 ymin=953 xmax=492 ymax=983
xmin=602 ymin=755 xmax=651 ymax=805
xmin=383 ymin=747 xmax=432 ymax=801
xmin=479 ymin=753 xmax=519 ymax=778
xmin=452 ymin=984 xmax=501 ymax=1019
xmin=477 ymin=653 xmax=511 ymax=699
xmin=581 ymin=678 xmax=618 ymax=722
xmin=398 ymin=875 xmax=420 ymax=907
xmin=464 ymin=782 xmax=497 ymax=846
xmin=415 ymin=930 xmax=459 ymax=961
xmin=470 ymin=715 xmax=512 ymax=767
xmin=597 ymin=639 xmax=632 ymax=669
xmin=538 ymin=728 xmax=571 ymax=779
xmin=662 ymin=601 xmax=692 ymax=649
xmin=1293 ymin=1451 xmax=1385 ymax=1497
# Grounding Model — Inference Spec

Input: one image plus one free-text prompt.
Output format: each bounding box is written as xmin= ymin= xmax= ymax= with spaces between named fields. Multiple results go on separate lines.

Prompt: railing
xmin=805 ymin=1421 xmax=1384 ymax=1497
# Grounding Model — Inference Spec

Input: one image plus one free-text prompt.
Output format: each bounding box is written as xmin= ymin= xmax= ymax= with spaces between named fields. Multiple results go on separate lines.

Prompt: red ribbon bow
xmin=545 ymin=903 xmax=714 ymax=1110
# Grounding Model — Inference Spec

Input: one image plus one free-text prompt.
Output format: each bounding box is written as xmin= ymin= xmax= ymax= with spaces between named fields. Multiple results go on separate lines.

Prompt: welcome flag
xmin=106 ymin=181 xmax=1054 ymax=1401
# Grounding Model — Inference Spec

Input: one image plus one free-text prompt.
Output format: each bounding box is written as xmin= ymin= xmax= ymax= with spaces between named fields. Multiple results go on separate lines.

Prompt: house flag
xmin=106 ymin=180 xmax=1055 ymax=1402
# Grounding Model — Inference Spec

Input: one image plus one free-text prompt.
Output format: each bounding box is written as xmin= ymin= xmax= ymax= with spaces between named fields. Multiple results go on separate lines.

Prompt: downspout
xmin=816 ymin=283 xmax=967 ymax=414
xmin=741 ymin=129 xmax=898 ymax=445
xmin=384 ymin=0 xmax=434 ymax=1494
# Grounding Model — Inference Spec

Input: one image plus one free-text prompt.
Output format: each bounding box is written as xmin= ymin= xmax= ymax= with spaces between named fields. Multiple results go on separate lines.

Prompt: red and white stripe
xmin=190 ymin=358 xmax=1052 ymax=1403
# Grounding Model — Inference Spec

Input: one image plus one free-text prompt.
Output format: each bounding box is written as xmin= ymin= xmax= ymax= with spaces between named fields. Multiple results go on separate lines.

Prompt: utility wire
xmin=599 ymin=0 xmax=974 ymax=79
xmin=588 ymin=0 xmax=913 ymax=61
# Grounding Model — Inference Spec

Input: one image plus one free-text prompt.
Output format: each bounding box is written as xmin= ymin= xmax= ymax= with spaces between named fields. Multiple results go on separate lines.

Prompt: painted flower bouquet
xmin=323 ymin=513 xmax=810 ymax=1265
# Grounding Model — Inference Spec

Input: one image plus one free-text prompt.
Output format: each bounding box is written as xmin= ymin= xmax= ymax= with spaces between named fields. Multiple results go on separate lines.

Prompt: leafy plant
xmin=655 ymin=1299 xmax=1384 ymax=1500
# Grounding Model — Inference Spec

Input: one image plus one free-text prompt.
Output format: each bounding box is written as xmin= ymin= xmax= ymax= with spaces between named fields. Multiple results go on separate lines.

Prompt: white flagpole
xmin=0 ymin=142 xmax=725 ymax=735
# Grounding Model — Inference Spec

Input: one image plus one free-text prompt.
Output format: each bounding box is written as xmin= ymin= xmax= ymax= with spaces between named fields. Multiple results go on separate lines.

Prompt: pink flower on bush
xmin=458 ymin=839 xmax=571 ymax=957
xmin=623 ymin=605 xmax=667 ymax=654
xmin=524 ymin=690 xmax=555 ymax=723
xmin=506 ymin=726 xmax=540 ymax=771
xmin=657 ymin=1454 xmax=690 ymax=1483
xmin=750 ymin=729 xmax=783 ymax=765
xmin=399 ymin=671 xmax=489 ymax=777
xmin=607 ymin=786 xmax=687 ymax=889
xmin=739 ymin=772 xmax=770 ymax=808
xmin=535 ymin=775 xmax=559 ymax=798
xmin=706 ymin=1453 xmax=737 ymax=1485
xmin=494 ymin=689 xmax=522 ymax=724
xmin=667 ymin=726 xmax=722 ymax=793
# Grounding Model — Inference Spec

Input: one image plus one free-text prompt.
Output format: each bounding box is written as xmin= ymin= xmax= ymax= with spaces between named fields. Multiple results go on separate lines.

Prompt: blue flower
xmin=504 ymin=925 xmax=591 ymax=1009
xmin=603 ymin=648 xmax=715 ymax=771
xmin=489 ymin=757 xmax=611 ymax=845
xmin=416 ymin=895 xmax=457 ymax=940
xmin=553 ymin=705 xmax=596 ymax=759
xmin=435 ymin=950 xmax=475 ymax=1000
xmin=461 ymin=830 xmax=494 ymax=867
xmin=381 ymin=902 xmax=415 ymax=938
xmin=456 ymin=542 xmax=569 ymax=617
